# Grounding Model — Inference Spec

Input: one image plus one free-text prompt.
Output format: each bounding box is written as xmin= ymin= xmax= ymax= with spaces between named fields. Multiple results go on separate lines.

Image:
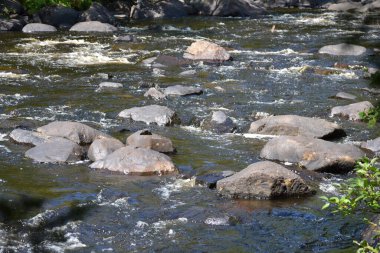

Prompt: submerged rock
xmin=69 ymin=21 xmax=117 ymax=32
xmin=89 ymin=146 xmax=177 ymax=175
xmin=9 ymin=129 xmax=48 ymax=146
xmin=118 ymin=105 xmax=179 ymax=126
xmin=217 ymin=161 xmax=314 ymax=199
xmin=164 ymin=85 xmax=203 ymax=96
xmin=248 ymin=115 xmax=345 ymax=139
xmin=361 ymin=137 xmax=380 ymax=155
xmin=201 ymin=111 xmax=236 ymax=134
xmin=260 ymin=136 xmax=365 ymax=173
xmin=183 ymin=40 xmax=231 ymax=62
xmin=126 ymin=129 xmax=175 ymax=153
xmin=319 ymin=43 xmax=367 ymax=56
xmin=334 ymin=92 xmax=357 ymax=101
xmin=144 ymin=87 xmax=166 ymax=100
xmin=153 ymin=55 xmax=193 ymax=67
xmin=22 ymin=23 xmax=57 ymax=33
xmin=196 ymin=170 xmax=235 ymax=189
xmin=331 ymin=101 xmax=374 ymax=121
xmin=88 ymin=136 xmax=124 ymax=161
xmin=115 ymin=35 xmax=139 ymax=42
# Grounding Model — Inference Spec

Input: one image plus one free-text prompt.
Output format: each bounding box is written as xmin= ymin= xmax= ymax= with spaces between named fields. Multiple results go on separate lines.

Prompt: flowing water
xmin=0 ymin=10 xmax=379 ymax=252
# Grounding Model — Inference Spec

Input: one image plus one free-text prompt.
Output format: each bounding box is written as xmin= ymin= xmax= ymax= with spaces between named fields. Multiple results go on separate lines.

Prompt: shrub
xmin=359 ymin=106 xmax=380 ymax=128
xmin=20 ymin=0 xmax=93 ymax=13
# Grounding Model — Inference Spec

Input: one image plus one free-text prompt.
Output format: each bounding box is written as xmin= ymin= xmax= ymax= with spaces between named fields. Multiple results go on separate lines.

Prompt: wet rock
xmin=327 ymin=1 xmax=362 ymax=12
xmin=99 ymin=82 xmax=123 ymax=88
xmin=319 ymin=43 xmax=367 ymax=56
xmin=25 ymin=137 xmax=84 ymax=163
xmin=88 ymin=136 xmax=124 ymax=161
xmin=9 ymin=129 xmax=48 ymax=146
xmin=89 ymin=146 xmax=177 ymax=175
xmin=183 ymin=40 xmax=231 ymax=62
xmin=22 ymin=23 xmax=57 ymax=33
xmin=359 ymin=0 xmax=380 ymax=12
xmin=153 ymin=55 xmax=192 ymax=67
xmin=196 ymin=170 xmax=235 ymax=189
xmin=362 ymin=87 xmax=380 ymax=95
xmin=179 ymin=69 xmax=197 ymax=76
xmin=37 ymin=6 xmax=79 ymax=28
xmin=144 ymin=87 xmax=166 ymax=100
xmin=361 ymin=137 xmax=380 ymax=155
xmin=80 ymin=2 xmax=114 ymax=24
xmin=126 ymin=129 xmax=175 ymax=153
xmin=118 ymin=105 xmax=179 ymax=126
xmin=115 ymin=35 xmax=139 ymax=42
xmin=260 ymin=136 xmax=365 ymax=173
xmin=331 ymin=101 xmax=374 ymax=121
xmin=187 ymin=0 xmax=265 ymax=17
xmin=333 ymin=92 xmax=357 ymax=100
xmin=201 ymin=111 xmax=236 ymax=134
xmin=217 ymin=161 xmax=314 ymax=199
xmin=164 ymin=85 xmax=203 ymax=96
xmin=0 ymin=18 xmax=25 ymax=31
xmin=130 ymin=0 xmax=188 ymax=19
xmin=69 ymin=21 xmax=117 ymax=32
xmin=37 ymin=121 xmax=108 ymax=144
xmin=248 ymin=115 xmax=346 ymax=139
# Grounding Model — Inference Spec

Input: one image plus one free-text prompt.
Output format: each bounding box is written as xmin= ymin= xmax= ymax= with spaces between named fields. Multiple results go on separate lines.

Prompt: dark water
xmin=0 ymin=10 xmax=379 ymax=252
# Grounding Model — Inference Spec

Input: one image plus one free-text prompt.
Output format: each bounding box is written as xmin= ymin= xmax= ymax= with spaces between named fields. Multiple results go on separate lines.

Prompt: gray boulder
xmin=89 ymin=146 xmax=177 ymax=175
xmin=217 ymin=161 xmax=314 ymax=199
xmin=37 ymin=121 xmax=108 ymax=144
xmin=361 ymin=137 xmax=380 ymax=155
xmin=327 ymin=1 xmax=362 ymax=11
xmin=248 ymin=115 xmax=345 ymax=139
xmin=164 ymin=85 xmax=203 ymax=96
xmin=359 ymin=0 xmax=380 ymax=12
xmin=37 ymin=6 xmax=79 ymax=28
xmin=0 ymin=18 xmax=25 ymax=31
xmin=196 ymin=170 xmax=235 ymax=189
xmin=118 ymin=105 xmax=179 ymax=126
xmin=88 ymin=136 xmax=124 ymax=161
xmin=0 ymin=0 xmax=24 ymax=15
xmin=319 ymin=43 xmax=367 ymax=56
xmin=334 ymin=92 xmax=357 ymax=100
xmin=126 ymin=129 xmax=175 ymax=153
xmin=9 ymin=129 xmax=48 ymax=146
xmin=99 ymin=82 xmax=123 ymax=88
xmin=331 ymin=101 xmax=374 ymax=121
xmin=25 ymin=137 xmax=84 ymax=163
xmin=183 ymin=40 xmax=231 ymax=62
xmin=22 ymin=23 xmax=57 ymax=33
xmin=69 ymin=21 xmax=117 ymax=32
xmin=144 ymin=87 xmax=166 ymax=100
xmin=80 ymin=2 xmax=114 ymax=24
xmin=187 ymin=0 xmax=265 ymax=17
xmin=260 ymin=136 xmax=365 ymax=173
xmin=201 ymin=111 xmax=236 ymax=134
xmin=130 ymin=0 xmax=188 ymax=19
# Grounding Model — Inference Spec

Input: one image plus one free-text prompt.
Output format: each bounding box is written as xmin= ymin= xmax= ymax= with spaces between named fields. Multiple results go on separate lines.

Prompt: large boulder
xmin=331 ymin=101 xmax=374 ymax=121
xmin=201 ymin=111 xmax=236 ymax=134
xmin=260 ymin=136 xmax=365 ymax=173
xmin=0 ymin=18 xmax=25 ymax=31
xmin=248 ymin=115 xmax=345 ymax=139
xmin=130 ymin=0 xmax=188 ymax=19
xmin=88 ymin=136 xmax=124 ymax=161
xmin=217 ymin=161 xmax=314 ymax=199
xmin=69 ymin=21 xmax=117 ymax=32
xmin=183 ymin=40 xmax=231 ymax=62
xmin=36 ymin=121 xmax=108 ymax=144
xmin=118 ymin=105 xmax=179 ymax=126
xmin=9 ymin=129 xmax=48 ymax=146
xmin=361 ymin=137 xmax=380 ymax=155
xmin=37 ymin=6 xmax=80 ymax=28
xmin=0 ymin=0 xmax=24 ymax=15
xmin=126 ymin=129 xmax=175 ymax=153
xmin=164 ymin=85 xmax=203 ymax=96
xmin=327 ymin=2 xmax=362 ymax=12
xmin=89 ymin=146 xmax=177 ymax=175
xmin=22 ymin=23 xmax=57 ymax=33
xmin=25 ymin=137 xmax=84 ymax=163
xmin=319 ymin=43 xmax=367 ymax=56
xmin=80 ymin=2 xmax=114 ymax=24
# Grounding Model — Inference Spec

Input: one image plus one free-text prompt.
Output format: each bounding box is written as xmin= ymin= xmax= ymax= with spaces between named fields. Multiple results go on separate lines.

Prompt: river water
xmin=0 ymin=10 xmax=379 ymax=252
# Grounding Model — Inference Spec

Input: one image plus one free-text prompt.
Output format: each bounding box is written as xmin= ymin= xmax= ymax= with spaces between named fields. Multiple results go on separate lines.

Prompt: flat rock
xmin=115 ymin=35 xmax=139 ymax=42
xmin=118 ymin=105 xmax=178 ymax=126
xmin=144 ymin=87 xmax=166 ymax=100
xmin=201 ymin=111 xmax=236 ymax=134
xmin=69 ymin=21 xmax=117 ymax=32
xmin=331 ymin=101 xmax=374 ymax=121
xmin=37 ymin=121 xmax=108 ymax=144
xmin=25 ymin=137 xmax=84 ymax=163
xmin=22 ymin=23 xmax=57 ymax=33
xmin=260 ymin=136 xmax=365 ymax=173
xmin=183 ymin=40 xmax=231 ymax=62
xmin=164 ymin=85 xmax=203 ymax=96
xmin=361 ymin=137 xmax=380 ymax=154
xmin=9 ymin=129 xmax=48 ymax=146
xmin=328 ymin=2 xmax=362 ymax=12
xmin=127 ymin=129 xmax=174 ymax=153
xmin=99 ymin=82 xmax=123 ymax=88
xmin=196 ymin=170 xmax=235 ymax=189
xmin=248 ymin=115 xmax=345 ymax=139
xmin=89 ymin=146 xmax=177 ymax=175
xmin=88 ymin=136 xmax=124 ymax=161
xmin=319 ymin=43 xmax=367 ymax=56
xmin=179 ymin=70 xmax=197 ymax=76
xmin=334 ymin=92 xmax=357 ymax=100
xmin=216 ymin=161 xmax=314 ymax=199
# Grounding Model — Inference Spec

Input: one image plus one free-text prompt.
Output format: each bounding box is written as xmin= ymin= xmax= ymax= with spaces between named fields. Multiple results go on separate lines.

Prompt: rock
xmin=331 ymin=101 xmax=374 ymax=121
xmin=0 ymin=18 xmax=24 ymax=31
xmin=361 ymin=214 xmax=380 ymax=248
xmin=201 ymin=111 xmax=236 ymax=134
xmin=88 ymin=136 xmax=124 ymax=161
xmin=25 ymin=137 xmax=84 ymax=163
xmin=183 ymin=40 xmax=231 ymax=62
xmin=22 ymin=23 xmax=57 ymax=33
xmin=37 ymin=121 xmax=108 ymax=144
xmin=319 ymin=43 xmax=367 ymax=56
xmin=99 ymin=82 xmax=123 ymax=88
xmin=361 ymin=137 xmax=380 ymax=155
xmin=126 ymin=129 xmax=175 ymax=153
xmin=179 ymin=70 xmax=197 ymax=76
xmin=327 ymin=1 xmax=362 ymax=11
xmin=89 ymin=146 xmax=177 ymax=175
xmin=196 ymin=170 xmax=235 ymax=189
xmin=164 ymin=85 xmax=203 ymax=96
xmin=130 ymin=0 xmax=188 ymax=19
xmin=334 ymin=92 xmax=357 ymax=100
xmin=144 ymin=87 xmax=166 ymax=100
xmin=37 ymin=6 xmax=79 ymax=28
xmin=248 ymin=115 xmax=346 ymax=139
xmin=187 ymin=0 xmax=265 ymax=17
xmin=115 ymin=35 xmax=139 ymax=42
xmin=9 ymin=129 xmax=48 ymax=146
xmin=153 ymin=55 xmax=192 ymax=67
xmin=217 ymin=161 xmax=314 ymax=199
xmin=362 ymin=87 xmax=380 ymax=95
xmin=118 ymin=105 xmax=179 ymax=126
xmin=0 ymin=0 xmax=24 ymax=15
xmin=69 ymin=21 xmax=117 ymax=32
xmin=359 ymin=0 xmax=380 ymax=12
xmin=260 ymin=136 xmax=365 ymax=173
xmin=80 ymin=2 xmax=114 ymax=24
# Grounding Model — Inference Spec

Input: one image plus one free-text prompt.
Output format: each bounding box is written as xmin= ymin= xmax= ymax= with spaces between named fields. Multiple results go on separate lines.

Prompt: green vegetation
xmin=321 ymin=157 xmax=380 ymax=252
xmin=359 ymin=106 xmax=380 ymax=128
xmin=20 ymin=0 xmax=93 ymax=13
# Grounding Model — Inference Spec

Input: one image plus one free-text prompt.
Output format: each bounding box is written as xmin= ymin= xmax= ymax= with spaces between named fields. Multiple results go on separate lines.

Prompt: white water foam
xmin=153 ymin=178 xmax=195 ymax=200
xmin=204 ymin=217 xmax=229 ymax=226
